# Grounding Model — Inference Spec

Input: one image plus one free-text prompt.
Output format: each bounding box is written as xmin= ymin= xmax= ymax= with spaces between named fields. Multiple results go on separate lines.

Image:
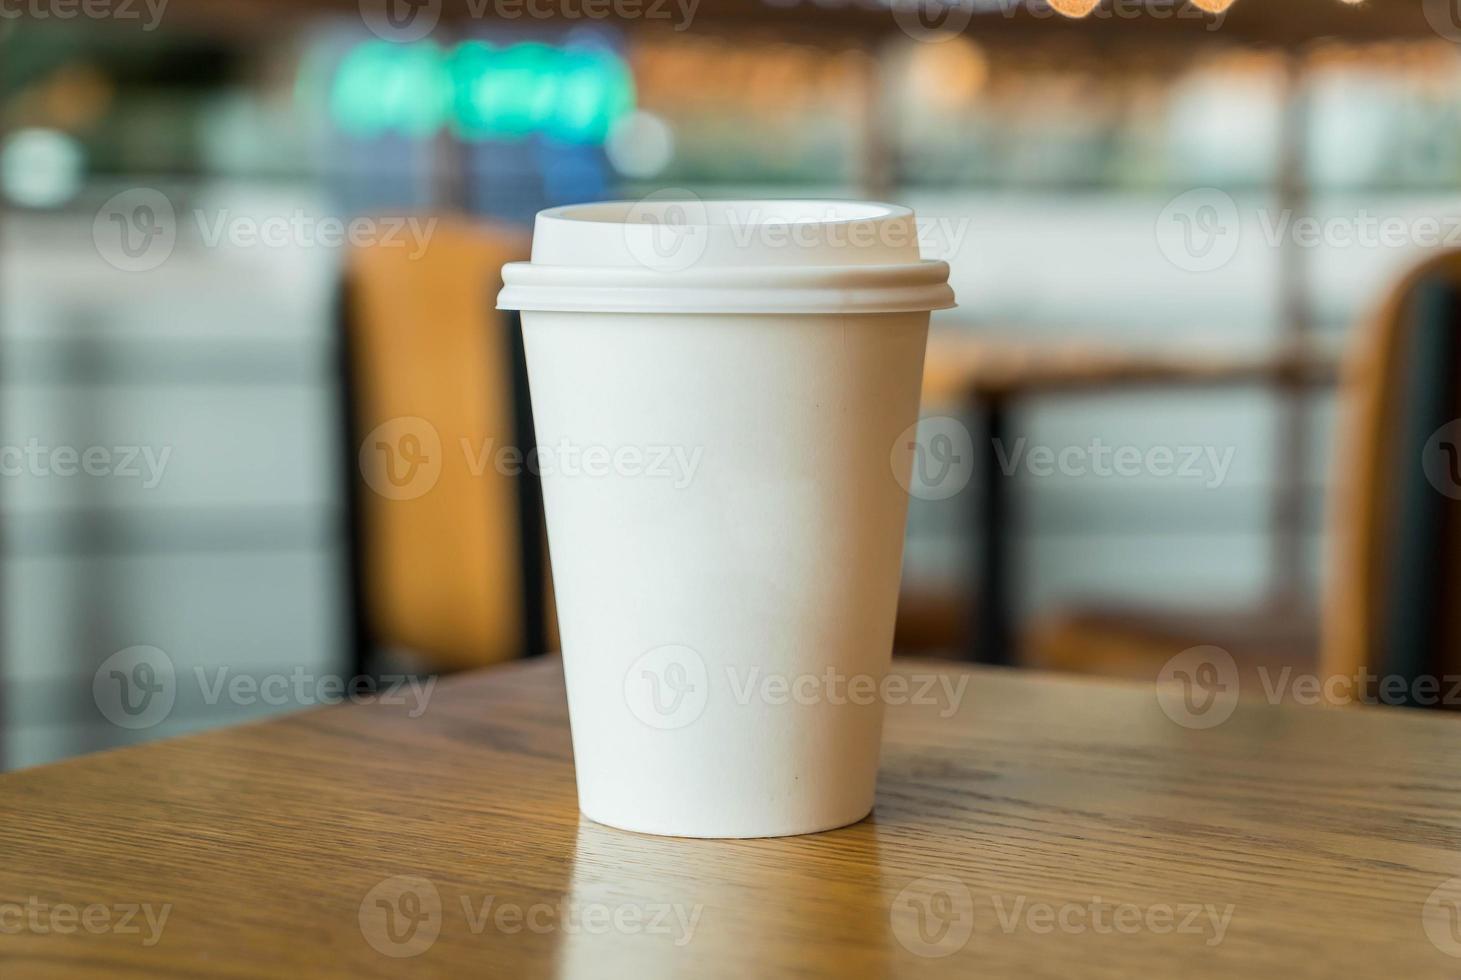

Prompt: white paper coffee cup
xmin=498 ymin=199 xmax=954 ymax=838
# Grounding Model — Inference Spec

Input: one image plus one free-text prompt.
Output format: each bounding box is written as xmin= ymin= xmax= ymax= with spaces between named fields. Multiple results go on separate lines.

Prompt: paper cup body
xmin=500 ymin=200 xmax=954 ymax=837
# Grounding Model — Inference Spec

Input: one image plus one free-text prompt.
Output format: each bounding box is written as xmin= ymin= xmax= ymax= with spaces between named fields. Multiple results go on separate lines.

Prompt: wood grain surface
xmin=920 ymin=335 xmax=1340 ymax=404
xmin=4 ymin=656 xmax=1461 ymax=978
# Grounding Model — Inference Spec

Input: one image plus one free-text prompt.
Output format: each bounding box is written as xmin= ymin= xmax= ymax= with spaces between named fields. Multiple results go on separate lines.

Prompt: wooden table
xmin=918 ymin=336 xmax=1341 ymax=664
xmin=920 ymin=337 xmax=1341 ymax=406
xmin=5 ymin=656 xmax=1461 ymax=978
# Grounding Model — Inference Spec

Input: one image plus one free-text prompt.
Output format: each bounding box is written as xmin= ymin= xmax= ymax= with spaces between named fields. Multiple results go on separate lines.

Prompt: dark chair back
xmin=1326 ymin=252 xmax=1461 ymax=705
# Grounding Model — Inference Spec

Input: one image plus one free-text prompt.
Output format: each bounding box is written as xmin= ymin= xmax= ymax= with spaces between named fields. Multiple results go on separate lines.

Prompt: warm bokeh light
xmin=907 ymin=36 xmax=988 ymax=110
xmin=1047 ymin=0 xmax=1244 ymax=14
xmin=1047 ymin=0 xmax=1101 ymax=16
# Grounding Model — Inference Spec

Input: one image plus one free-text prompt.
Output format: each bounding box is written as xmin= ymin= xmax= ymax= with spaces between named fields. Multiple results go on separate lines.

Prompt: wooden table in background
xmin=4 ymin=657 xmax=1461 ymax=978
xmin=918 ymin=336 xmax=1342 ymax=665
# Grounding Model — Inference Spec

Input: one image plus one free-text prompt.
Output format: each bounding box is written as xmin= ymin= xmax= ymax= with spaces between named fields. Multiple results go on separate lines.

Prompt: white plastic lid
xmin=497 ymin=199 xmax=956 ymax=315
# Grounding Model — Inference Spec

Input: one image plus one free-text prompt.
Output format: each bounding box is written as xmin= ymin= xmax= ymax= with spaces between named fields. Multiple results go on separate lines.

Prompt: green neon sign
xmin=327 ymin=40 xmax=634 ymax=144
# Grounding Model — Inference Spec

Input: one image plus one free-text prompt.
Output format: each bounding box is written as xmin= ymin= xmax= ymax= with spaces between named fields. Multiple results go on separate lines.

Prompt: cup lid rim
xmin=497 ymin=258 xmax=956 ymax=315
xmin=535 ymin=199 xmax=912 ymax=229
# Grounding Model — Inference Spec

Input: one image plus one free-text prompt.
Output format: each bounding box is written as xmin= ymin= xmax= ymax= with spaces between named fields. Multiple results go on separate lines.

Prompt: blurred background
xmin=4 ymin=0 xmax=1459 ymax=769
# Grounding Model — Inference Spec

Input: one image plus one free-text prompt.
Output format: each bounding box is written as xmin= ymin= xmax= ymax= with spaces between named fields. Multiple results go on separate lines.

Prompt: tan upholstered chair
xmin=341 ymin=216 xmax=552 ymax=671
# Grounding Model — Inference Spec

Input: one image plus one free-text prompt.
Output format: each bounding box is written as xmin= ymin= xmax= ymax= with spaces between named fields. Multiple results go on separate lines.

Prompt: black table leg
xmin=971 ymin=398 xmax=1014 ymax=665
